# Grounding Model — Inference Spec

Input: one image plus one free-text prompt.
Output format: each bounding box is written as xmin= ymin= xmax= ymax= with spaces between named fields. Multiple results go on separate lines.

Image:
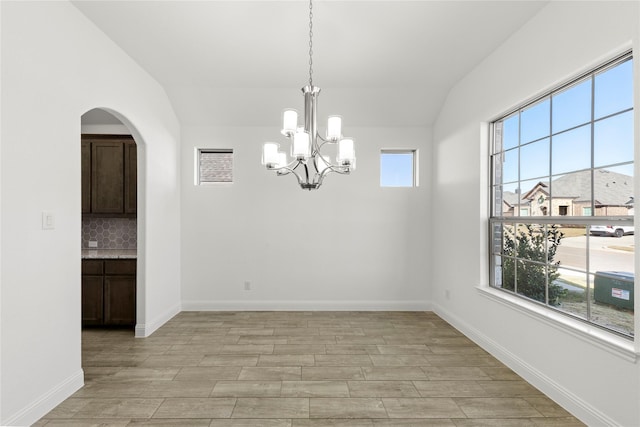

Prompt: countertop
xmin=82 ymin=249 xmax=137 ymax=259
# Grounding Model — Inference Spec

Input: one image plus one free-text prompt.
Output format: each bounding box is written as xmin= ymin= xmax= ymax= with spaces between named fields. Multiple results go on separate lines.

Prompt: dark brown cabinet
xmin=92 ymin=140 xmax=124 ymax=213
xmin=82 ymin=259 xmax=136 ymax=327
xmin=124 ymin=141 xmax=137 ymax=214
xmin=81 ymin=140 xmax=92 ymax=214
xmin=82 ymin=135 xmax=137 ymax=216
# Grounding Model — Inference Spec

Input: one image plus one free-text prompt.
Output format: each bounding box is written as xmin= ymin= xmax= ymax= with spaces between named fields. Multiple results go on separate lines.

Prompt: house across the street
xmin=501 ymin=169 xmax=634 ymax=217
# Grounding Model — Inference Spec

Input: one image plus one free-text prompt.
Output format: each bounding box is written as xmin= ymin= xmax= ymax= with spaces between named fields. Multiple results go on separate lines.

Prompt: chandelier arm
xmin=316 ymin=136 xmax=330 ymax=151
xmin=276 ymin=166 xmax=306 ymax=186
xmin=317 ymin=135 xmax=332 ymax=144
xmin=272 ymin=159 xmax=302 ymax=175
xmin=322 ymin=164 xmax=350 ymax=177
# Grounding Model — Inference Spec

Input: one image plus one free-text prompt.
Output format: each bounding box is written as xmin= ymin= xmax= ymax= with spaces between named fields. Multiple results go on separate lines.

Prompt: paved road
xmin=555 ymin=236 xmax=634 ymax=273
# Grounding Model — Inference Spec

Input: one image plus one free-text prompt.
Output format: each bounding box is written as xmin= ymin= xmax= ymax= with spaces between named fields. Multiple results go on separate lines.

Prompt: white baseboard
xmin=135 ymin=302 xmax=181 ymax=337
xmin=181 ymin=300 xmax=431 ymax=311
xmin=2 ymin=369 xmax=84 ymax=427
xmin=432 ymin=302 xmax=619 ymax=427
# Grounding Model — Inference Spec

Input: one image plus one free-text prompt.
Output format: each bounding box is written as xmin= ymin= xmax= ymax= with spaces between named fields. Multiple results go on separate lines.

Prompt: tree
xmin=501 ymin=224 xmax=567 ymax=305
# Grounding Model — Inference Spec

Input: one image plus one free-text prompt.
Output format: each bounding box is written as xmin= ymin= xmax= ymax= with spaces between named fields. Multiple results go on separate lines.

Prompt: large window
xmin=490 ymin=52 xmax=634 ymax=338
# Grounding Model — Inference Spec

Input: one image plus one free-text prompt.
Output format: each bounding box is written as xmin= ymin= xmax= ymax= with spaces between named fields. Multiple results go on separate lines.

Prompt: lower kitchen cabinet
xmin=81 ymin=276 xmax=103 ymax=326
xmin=82 ymin=259 xmax=136 ymax=327
xmin=105 ymin=276 xmax=136 ymax=325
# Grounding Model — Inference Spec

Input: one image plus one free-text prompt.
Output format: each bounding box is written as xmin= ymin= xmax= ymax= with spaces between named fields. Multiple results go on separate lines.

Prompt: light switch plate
xmin=42 ymin=211 xmax=55 ymax=230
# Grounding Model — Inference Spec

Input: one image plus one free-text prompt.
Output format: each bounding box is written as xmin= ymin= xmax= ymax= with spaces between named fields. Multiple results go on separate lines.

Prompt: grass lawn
xmin=558 ymin=227 xmax=587 ymax=238
xmin=553 ymin=276 xmax=634 ymax=336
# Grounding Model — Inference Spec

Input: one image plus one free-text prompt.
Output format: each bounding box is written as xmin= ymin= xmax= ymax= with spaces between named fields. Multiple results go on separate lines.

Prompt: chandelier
xmin=261 ymin=0 xmax=355 ymax=190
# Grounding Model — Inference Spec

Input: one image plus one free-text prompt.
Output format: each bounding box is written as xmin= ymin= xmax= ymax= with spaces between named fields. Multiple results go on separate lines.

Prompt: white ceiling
xmin=73 ymin=1 xmax=548 ymax=127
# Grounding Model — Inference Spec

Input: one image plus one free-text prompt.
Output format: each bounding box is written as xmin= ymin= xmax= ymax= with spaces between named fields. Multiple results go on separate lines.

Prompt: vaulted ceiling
xmin=73 ymin=1 xmax=548 ymax=127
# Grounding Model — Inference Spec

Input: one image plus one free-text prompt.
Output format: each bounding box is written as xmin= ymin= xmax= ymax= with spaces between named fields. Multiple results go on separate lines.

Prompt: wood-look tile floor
xmin=35 ymin=311 xmax=585 ymax=426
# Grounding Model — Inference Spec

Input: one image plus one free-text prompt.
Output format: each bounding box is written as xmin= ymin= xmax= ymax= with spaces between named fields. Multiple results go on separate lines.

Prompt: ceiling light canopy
xmin=261 ymin=0 xmax=355 ymax=190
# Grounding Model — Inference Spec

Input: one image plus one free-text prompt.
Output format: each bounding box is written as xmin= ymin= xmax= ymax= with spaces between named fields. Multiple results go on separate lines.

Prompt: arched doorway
xmin=80 ymin=108 xmax=144 ymax=336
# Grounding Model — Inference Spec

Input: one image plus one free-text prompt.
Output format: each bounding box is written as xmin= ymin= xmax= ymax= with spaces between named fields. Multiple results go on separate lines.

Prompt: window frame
xmin=488 ymin=51 xmax=634 ymax=340
xmin=195 ymin=148 xmax=234 ymax=186
xmin=380 ymin=149 xmax=419 ymax=188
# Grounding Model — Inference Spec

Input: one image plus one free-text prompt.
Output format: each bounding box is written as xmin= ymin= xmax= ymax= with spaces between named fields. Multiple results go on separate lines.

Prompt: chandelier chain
xmin=308 ymin=0 xmax=313 ymax=87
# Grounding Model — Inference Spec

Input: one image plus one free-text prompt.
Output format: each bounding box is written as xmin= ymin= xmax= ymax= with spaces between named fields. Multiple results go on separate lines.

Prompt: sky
xmin=498 ymin=58 xmax=634 ymax=195
xmin=380 ymin=152 xmax=415 ymax=187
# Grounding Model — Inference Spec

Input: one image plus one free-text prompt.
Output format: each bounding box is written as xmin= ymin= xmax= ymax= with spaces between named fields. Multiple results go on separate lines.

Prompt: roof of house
xmin=522 ymin=169 xmax=633 ymax=206
xmin=503 ymin=190 xmax=530 ymax=207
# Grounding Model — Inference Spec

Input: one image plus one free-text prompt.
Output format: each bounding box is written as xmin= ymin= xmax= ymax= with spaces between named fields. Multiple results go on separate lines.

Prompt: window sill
xmin=477 ymin=285 xmax=638 ymax=362
xmin=196 ymin=182 xmax=233 ymax=186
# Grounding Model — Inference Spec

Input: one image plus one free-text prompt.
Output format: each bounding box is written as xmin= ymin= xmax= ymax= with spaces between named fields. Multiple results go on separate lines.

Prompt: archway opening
xmin=80 ymin=108 xmax=142 ymax=346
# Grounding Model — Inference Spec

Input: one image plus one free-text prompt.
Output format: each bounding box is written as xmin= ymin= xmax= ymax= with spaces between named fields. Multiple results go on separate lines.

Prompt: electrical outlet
xmin=445 ymin=290 xmax=451 ymax=300
xmin=88 ymin=241 xmax=98 ymax=248
xmin=244 ymin=281 xmax=251 ymax=291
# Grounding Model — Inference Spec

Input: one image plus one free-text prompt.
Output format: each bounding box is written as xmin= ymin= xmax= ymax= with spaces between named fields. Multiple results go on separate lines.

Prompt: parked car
xmin=589 ymin=225 xmax=634 ymax=238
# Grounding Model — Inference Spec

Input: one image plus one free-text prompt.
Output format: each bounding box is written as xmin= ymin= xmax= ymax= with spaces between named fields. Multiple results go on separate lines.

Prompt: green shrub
xmin=501 ymin=224 xmax=567 ymax=305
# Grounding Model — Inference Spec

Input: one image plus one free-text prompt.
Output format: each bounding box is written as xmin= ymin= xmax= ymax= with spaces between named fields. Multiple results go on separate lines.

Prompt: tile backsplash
xmin=82 ymin=217 xmax=137 ymax=249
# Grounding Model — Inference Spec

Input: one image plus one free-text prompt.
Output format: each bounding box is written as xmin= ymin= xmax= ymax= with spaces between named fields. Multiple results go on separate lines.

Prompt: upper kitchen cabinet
xmin=124 ymin=140 xmax=137 ymax=214
xmin=82 ymin=135 xmax=137 ymax=216
xmin=81 ymin=139 xmax=92 ymax=213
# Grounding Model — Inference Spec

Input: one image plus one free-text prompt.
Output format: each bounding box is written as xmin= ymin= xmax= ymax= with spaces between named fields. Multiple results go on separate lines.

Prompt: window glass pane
xmin=594 ymin=110 xmax=634 ymax=168
xmin=501 ymin=223 xmax=517 ymax=256
xmin=516 ymin=259 xmax=547 ymax=303
xmin=499 ymin=187 xmax=521 ymax=217
xmin=380 ymin=151 xmax=414 ymax=187
xmin=521 ymin=98 xmax=550 ymax=144
xmin=520 ymin=178 xmax=548 ymax=216
xmin=503 ymin=114 xmax=520 ymax=150
xmin=593 ymin=166 xmax=634 ymax=217
xmin=555 ymin=269 xmax=588 ymax=319
xmin=552 ymin=224 xmax=588 ymax=318
xmin=502 ymin=148 xmax=518 ymax=184
xmin=552 ymin=79 xmax=592 ymax=133
xmin=594 ymin=59 xmax=633 ymax=119
xmin=549 ymin=170 xmax=592 ymax=217
xmin=552 ymin=125 xmax=591 ymax=175
xmin=588 ymin=230 xmax=634 ymax=336
xmin=199 ymin=150 xmax=233 ymax=183
xmin=520 ymin=138 xmax=549 ymax=180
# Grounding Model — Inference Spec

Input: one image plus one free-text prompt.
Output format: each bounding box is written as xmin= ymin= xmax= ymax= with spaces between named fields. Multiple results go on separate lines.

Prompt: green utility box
xmin=594 ymin=271 xmax=634 ymax=310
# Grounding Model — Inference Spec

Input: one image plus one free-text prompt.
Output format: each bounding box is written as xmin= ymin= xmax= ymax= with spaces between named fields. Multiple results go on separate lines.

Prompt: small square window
xmin=380 ymin=150 xmax=417 ymax=187
xmin=196 ymin=149 xmax=233 ymax=185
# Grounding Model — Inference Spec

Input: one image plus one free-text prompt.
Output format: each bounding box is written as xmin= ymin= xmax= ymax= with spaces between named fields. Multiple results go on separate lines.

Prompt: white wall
xmin=0 ymin=2 xmax=181 ymax=425
xmin=432 ymin=2 xmax=640 ymax=426
xmin=181 ymin=125 xmax=431 ymax=310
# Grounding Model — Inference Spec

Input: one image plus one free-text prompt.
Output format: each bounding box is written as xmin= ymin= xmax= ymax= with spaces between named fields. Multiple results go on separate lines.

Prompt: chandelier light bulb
xmin=292 ymin=130 xmax=311 ymax=160
xmin=282 ymin=109 xmax=298 ymax=136
xmin=262 ymin=142 xmax=280 ymax=167
xmin=326 ymin=116 xmax=342 ymax=141
xmin=337 ymin=138 xmax=355 ymax=165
